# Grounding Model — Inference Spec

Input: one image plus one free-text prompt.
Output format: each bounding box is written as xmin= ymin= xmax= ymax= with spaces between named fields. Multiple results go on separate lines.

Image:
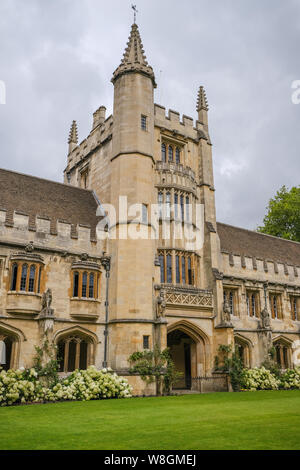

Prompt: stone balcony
xmin=70 ymin=298 xmax=101 ymax=320
xmin=157 ymin=284 xmax=214 ymax=316
xmin=155 ymin=161 xmax=196 ymax=181
xmin=6 ymin=291 xmax=42 ymax=315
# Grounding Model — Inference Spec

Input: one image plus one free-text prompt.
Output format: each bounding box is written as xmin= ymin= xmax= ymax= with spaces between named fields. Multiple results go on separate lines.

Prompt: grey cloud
xmin=0 ymin=0 xmax=299 ymax=230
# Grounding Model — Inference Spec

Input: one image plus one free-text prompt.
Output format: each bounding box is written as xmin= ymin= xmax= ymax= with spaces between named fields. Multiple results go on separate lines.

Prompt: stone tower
xmin=108 ymin=24 xmax=162 ymax=378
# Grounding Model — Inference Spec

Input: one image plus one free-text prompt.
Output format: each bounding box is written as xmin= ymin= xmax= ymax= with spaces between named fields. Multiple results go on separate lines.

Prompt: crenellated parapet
xmin=0 ymin=209 xmax=103 ymax=254
xmin=65 ymin=114 xmax=113 ymax=177
xmin=154 ymin=104 xmax=201 ymax=141
xmin=221 ymin=250 xmax=300 ymax=286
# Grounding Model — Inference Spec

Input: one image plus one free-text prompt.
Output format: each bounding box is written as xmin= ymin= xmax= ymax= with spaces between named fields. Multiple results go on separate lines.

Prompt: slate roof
xmin=0 ymin=168 xmax=101 ymax=239
xmin=217 ymin=222 xmax=300 ymax=266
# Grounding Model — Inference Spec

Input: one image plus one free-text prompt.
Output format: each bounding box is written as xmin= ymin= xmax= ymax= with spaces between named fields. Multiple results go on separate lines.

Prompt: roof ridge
xmin=217 ymin=221 xmax=300 ymax=247
xmin=0 ymin=167 xmax=94 ymax=194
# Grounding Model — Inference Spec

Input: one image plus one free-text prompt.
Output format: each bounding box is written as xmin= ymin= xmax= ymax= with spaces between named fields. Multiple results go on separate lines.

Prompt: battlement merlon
xmin=0 ymin=209 xmax=105 ymax=254
xmin=154 ymin=104 xmax=211 ymax=143
xmin=221 ymin=250 xmax=300 ymax=286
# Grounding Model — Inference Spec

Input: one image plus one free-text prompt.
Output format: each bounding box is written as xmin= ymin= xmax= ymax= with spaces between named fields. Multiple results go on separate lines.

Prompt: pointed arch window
xmin=57 ymin=335 xmax=93 ymax=372
xmin=274 ymin=340 xmax=291 ymax=369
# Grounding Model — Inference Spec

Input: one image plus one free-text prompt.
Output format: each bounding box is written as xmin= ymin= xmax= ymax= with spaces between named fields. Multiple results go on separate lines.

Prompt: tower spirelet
xmin=196 ymin=86 xmax=209 ymax=125
xmin=197 ymin=86 xmax=209 ymax=112
xmin=68 ymin=120 xmax=78 ymax=154
xmin=111 ymin=23 xmax=156 ymax=87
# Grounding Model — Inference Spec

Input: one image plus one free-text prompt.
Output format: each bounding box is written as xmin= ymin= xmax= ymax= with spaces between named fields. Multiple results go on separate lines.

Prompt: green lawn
xmin=1 ymin=390 xmax=300 ymax=450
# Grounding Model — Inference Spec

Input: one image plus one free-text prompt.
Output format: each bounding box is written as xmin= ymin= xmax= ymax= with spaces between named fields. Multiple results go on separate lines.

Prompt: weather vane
xmin=131 ymin=4 xmax=138 ymax=24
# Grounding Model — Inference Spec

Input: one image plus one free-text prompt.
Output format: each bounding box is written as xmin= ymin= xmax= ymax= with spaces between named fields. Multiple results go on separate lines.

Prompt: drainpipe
xmin=100 ymin=252 xmax=111 ymax=368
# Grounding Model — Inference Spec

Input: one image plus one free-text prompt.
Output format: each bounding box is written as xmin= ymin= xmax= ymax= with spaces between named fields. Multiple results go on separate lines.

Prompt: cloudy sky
xmin=0 ymin=0 xmax=299 ymax=230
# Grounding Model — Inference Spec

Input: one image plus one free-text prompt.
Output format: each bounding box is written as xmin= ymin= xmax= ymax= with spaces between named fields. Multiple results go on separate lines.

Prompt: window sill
xmin=7 ymin=291 xmax=42 ymax=298
xmin=70 ymin=297 xmax=100 ymax=303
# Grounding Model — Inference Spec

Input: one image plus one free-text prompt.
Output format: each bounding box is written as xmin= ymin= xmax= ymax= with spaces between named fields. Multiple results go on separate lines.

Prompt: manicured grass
xmin=0 ymin=390 xmax=300 ymax=450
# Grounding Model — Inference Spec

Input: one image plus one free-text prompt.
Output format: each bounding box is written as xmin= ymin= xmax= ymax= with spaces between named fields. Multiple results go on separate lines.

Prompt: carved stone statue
xmin=42 ymin=288 xmax=52 ymax=310
xmin=261 ymin=306 xmax=271 ymax=329
xmin=156 ymin=290 xmax=166 ymax=318
xmin=221 ymin=299 xmax=232 ymax=325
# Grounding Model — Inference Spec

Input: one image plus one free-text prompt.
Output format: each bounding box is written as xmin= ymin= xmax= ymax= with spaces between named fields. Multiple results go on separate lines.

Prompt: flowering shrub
xmin=46 ymin=366 xmax=132 ymax=402
xmin=240 ymin=367 xmax=280 ymax=391
xmin=0 ymin=366 xmax=132 ymax=406
xmin=279 ymin=368 xmax=300 ymax=389
xmin=0 ymin=368 xmax=48 ymax=406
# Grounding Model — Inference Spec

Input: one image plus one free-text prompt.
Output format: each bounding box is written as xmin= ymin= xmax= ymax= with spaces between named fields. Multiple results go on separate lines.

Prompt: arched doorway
xmin=167 ymin=321 xmax=209 ymax=390
xmin=167 ymin=330 xmax=194 ymax=389
xmin=0 ymin=323 xmax=24 ymax=371
xmin=234 ymin=335 xmax=252 ymax=368
xmin=0 ymin=336 xmax=13 ymax=371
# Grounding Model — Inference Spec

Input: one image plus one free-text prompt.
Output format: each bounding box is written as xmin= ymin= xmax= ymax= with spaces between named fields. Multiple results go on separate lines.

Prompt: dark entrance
xmin=167 ymin=329 xmax=193 ymax=389
xmin=1 ymin=337 xmax=13 ymax=371
xmin=184 ymin=343 xmax=192 ymax=389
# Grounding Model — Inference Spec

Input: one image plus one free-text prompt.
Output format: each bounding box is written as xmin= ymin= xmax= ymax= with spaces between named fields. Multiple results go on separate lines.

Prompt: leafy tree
xmin=214 ymin=344 xmax=244 ymax=392
xmin=257 ymin=185 xmax=300 ymax=242
xmin=128 ymin=347 xmax=182 ymax=395
xmin=33 ymin=332 xmax=59 ymax=387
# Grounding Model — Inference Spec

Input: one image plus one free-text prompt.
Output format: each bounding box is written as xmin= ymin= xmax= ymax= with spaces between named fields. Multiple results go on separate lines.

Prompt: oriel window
xmin=9 ymin=261 xmax=43 ymax=294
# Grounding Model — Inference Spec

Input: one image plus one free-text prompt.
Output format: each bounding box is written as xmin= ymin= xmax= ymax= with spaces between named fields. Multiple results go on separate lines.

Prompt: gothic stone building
xmin=1 ymin=23 xmax=300 ymax=394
